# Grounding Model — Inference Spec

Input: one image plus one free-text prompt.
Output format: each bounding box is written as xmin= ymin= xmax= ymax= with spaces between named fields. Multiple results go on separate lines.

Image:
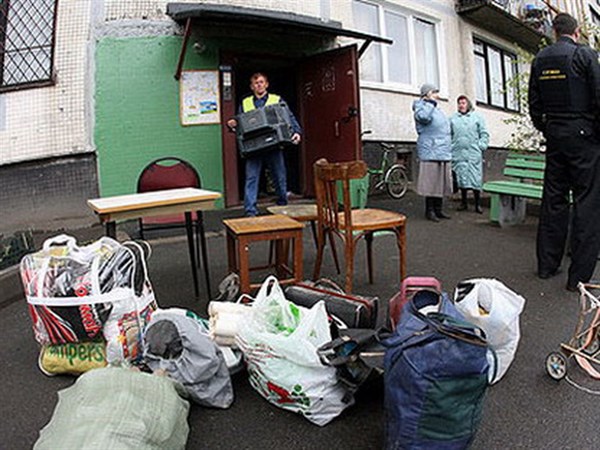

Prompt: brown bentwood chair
xmin=313 ymin=158 xmax=407 ymax=293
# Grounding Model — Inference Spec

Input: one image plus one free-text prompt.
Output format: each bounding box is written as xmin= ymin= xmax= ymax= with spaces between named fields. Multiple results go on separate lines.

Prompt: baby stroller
xmin=546 ymin=282 xmax=600 ymax=380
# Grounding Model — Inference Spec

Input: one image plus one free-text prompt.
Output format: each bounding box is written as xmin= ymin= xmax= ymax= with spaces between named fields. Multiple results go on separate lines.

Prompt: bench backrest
xmin=503 ymin=154 xmax=545 ymax=183
xmin=506 ymin=152 xmax=545 ymax=162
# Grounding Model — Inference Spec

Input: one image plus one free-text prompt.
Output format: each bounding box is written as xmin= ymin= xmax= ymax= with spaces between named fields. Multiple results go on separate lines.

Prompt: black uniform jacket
xmin=528 ymin=36 xmax=600 ymax=133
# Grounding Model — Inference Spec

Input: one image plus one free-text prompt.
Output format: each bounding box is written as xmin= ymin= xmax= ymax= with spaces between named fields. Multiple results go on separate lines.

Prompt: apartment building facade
xmin=0 ymin=0 xmax=591 ymax=230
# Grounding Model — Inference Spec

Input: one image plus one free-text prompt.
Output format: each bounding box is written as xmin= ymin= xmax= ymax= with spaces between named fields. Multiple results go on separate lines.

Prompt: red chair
xmin=137 ymin=157 xmax=211 ymax=296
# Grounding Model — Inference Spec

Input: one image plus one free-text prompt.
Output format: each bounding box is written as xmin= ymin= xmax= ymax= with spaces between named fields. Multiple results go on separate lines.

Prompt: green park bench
xmin=483 ymin=153 xmax=546 ymax=224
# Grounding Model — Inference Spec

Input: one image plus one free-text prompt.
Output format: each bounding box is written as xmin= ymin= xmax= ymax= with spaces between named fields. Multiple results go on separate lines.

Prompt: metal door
xmin=298 ymin=45 xmax=361 ymax=196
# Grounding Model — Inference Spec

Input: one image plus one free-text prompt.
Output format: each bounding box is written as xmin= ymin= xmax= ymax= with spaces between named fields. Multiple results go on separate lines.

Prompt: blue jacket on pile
xmin=412 ymin=99 xmax=452 ymax=162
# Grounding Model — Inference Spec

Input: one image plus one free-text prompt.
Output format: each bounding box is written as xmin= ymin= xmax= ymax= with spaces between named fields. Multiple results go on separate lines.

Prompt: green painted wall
xmin=94 ymin=36 xmax=223 ymax=204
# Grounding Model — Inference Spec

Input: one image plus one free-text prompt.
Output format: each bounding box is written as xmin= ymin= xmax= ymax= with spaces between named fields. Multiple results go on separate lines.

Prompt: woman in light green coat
xmin=450 ymin=95 xmax=489 ymax=213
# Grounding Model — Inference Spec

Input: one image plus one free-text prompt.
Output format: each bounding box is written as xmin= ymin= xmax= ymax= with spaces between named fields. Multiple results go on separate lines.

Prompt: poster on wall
xmin=179 ymin=70 xmax=220 ymax=126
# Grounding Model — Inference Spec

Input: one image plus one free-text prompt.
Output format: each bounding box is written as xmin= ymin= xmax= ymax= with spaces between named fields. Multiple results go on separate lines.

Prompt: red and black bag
xmin=284 ymin=279 xmax=381 ymax=329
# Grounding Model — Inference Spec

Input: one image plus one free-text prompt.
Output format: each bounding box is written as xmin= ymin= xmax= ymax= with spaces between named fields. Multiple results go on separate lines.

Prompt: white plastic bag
xmin=454 ymin=278 xmax=525 ymax=384
xmin=237 ymin=276 xmax=352 ymax=426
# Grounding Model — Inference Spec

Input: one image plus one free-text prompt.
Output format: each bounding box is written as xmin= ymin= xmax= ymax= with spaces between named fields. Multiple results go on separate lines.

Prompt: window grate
xmin=0 ymin=0 xmax=58 ymax=91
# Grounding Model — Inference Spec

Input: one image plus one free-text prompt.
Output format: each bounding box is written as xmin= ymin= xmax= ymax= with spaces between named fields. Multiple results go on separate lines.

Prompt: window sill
xmin=476 ymin=101 xmax=520 ymax=114
xmin=359 ymin=80 xmax=448 ymax=101
xmin=359 ymin=80 xmax=419 ymax=95
xmin=0 ymin=79 xmax=56 ymax=94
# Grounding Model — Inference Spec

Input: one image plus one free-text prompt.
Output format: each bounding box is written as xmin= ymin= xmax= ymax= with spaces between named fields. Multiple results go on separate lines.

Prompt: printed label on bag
xmin=46 ymin=342 xmax=106 ymax=365
xmin=267 ymin=382 xmax=311 ymax=407
xmin=40 ymin=341 xmax=108 ymax=375
xmin=248 ymin=366 xmax=311 ymax=412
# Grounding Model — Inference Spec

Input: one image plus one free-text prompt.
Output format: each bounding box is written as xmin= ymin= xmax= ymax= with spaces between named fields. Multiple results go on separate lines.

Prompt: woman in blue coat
xmin=413 ymin=84 xmax=453 ymax=222
xmin=450 ymin=95 xmax=489 ymax=213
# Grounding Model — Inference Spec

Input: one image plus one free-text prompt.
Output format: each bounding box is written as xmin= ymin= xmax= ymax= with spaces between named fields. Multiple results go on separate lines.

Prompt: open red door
xmin=299 ymin=45 xmax=361 ymax=196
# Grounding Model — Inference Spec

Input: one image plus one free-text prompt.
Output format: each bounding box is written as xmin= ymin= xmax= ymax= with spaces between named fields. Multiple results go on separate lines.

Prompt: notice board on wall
xmin=179 ymin=70 xmax=220 ymax=126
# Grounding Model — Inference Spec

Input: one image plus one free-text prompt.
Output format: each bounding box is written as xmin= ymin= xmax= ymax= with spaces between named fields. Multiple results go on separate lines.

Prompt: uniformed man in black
xmin=529 ymin=13 xmax=600 ymax=291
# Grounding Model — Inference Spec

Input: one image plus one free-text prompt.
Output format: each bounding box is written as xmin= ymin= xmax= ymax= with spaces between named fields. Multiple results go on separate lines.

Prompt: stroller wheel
xmin=545 ymin=352 xmax=567 ymax=381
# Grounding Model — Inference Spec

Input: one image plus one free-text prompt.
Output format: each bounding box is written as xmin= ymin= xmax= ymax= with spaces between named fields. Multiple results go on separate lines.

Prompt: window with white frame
xmin=0 ymin=0 xmax=58 ymax=92
xmin=474 ymin=39 xmax=519 ymax=111
xmin=352 ymin=0 xmax=440 ymax=89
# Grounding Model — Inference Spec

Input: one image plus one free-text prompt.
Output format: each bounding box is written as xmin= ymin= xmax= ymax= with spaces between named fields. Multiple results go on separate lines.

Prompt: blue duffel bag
xmin=383 ymin=289 xmax=492 ymax=450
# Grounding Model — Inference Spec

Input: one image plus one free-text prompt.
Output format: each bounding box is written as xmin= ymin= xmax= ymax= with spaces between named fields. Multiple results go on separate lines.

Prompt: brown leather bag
xmin=284 ymin=279 xmax=381 ymax=329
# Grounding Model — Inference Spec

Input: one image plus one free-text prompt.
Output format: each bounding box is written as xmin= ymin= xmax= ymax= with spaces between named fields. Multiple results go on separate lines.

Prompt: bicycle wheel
xmin=385 ymin=165 xmax=409 ymax=199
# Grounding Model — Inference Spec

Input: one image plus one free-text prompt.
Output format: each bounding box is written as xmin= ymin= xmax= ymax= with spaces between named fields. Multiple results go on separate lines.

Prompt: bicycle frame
xmin=366 ymin=143 xmax=409 ymax=199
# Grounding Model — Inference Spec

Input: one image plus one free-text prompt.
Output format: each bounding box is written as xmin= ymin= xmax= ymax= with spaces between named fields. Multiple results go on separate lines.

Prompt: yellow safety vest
xmin=242 ymin=93 xmax=280 ymax=112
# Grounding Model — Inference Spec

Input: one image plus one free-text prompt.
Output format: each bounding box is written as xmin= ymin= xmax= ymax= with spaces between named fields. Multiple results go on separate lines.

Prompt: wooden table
xmin=223 ymin=215 xmax=304 ymax=294
xmin=87 ymin=187 xmax=221 ymax=297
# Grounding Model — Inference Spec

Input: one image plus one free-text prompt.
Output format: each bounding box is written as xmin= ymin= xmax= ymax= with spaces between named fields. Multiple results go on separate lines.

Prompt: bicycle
xmin=367 ymin=142 xmax=409 ymax=199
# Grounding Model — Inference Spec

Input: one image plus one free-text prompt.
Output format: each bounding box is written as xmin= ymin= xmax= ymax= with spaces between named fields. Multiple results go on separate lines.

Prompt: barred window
xmin=0 ymin=0 xmax=58 ymax=92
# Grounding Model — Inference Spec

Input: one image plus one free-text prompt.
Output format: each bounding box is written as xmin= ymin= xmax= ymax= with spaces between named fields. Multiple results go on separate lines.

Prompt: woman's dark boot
xmin=474 ymin=190 xmax=483 ymax=214
xmin=425 ymin=197 xmax=439 ymax=222
xmin=457 ymin=189 xmax=468 ymax=211
xmin=434 ymin=198 xmax=451 ymax=219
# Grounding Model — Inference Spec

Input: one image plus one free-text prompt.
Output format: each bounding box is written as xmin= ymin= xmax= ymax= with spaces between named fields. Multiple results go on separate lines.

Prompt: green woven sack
xmin=34 ymin=367 xmax=190 ymax=450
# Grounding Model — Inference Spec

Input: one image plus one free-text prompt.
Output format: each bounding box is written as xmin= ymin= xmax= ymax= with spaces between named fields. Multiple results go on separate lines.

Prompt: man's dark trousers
xmin=537 ymin=118 xmax=600 ymax=286
xmin=244 ymin=149 xmax=287 ymax=217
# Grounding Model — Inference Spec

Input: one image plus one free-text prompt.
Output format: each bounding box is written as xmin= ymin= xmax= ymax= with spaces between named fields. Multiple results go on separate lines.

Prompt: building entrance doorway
xmin=220 ymin=45 xmax=362 ymax=207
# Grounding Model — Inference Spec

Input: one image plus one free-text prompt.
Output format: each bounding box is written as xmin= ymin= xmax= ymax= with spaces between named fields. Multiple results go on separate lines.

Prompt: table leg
xmin=226 ymin=230 xmax=237 ymax=273
xmin=239 ymin=237 xmax=251 ymax=294
xmin=197 ymin=211 xmax=211 ymax=297
xmin=293 ymin=231 xmax=303 ymax=283
xmin=185 ymin=211 xmax=199 ymax=297
xmin=398 ymin=224 xmax=406 ymax=281
xmin=275 ymin=239 xmax=286 ymax=279
xmin=106 ymin=221 xmax=117 ymax=239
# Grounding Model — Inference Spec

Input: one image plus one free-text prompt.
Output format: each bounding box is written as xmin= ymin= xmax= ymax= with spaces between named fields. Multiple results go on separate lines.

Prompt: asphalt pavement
xmin=2 ymin=191 xmax=600 ymax=449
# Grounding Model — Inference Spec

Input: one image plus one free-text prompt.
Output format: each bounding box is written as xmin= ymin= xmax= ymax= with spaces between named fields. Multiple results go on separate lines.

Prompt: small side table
xmin=223 ymin=215 xmax=304 ymax=294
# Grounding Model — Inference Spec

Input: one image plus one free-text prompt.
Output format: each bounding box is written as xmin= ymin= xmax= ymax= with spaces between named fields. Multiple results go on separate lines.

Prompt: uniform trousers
xmin=538 ymin=119 xmax=600 ymax=286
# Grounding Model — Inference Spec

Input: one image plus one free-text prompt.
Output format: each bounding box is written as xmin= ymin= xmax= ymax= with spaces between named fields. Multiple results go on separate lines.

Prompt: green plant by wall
xmin=503 ymin=45 xmax=546 ymax=153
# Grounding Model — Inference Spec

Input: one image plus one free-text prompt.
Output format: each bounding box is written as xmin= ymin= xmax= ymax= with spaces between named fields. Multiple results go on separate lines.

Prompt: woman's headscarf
xmin=457 ymin=94 xmax=474 ymax=113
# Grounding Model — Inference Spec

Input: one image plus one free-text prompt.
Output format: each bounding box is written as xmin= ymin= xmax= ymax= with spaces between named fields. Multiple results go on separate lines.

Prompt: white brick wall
xmin=0 ymin=0 xmax=92 ymax=165
xmin=103 ymin=0 xmax=321 ymax=21
xmin=0 ymin=0 xmax=539 ymax=167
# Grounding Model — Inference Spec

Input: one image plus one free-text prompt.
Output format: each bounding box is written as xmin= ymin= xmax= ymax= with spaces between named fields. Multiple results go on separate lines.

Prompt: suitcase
xmin=284 ymin=279 xmax=380 ymax=329
xmin=388 ymin=277 xmax=441 ymax=330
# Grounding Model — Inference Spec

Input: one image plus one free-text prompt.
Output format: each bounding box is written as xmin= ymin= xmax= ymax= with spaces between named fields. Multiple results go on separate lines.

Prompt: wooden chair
xmin=137 ymin=157 xmax=211 ymax=295
xmin=313 ymin=158 xmax=407 ymax=293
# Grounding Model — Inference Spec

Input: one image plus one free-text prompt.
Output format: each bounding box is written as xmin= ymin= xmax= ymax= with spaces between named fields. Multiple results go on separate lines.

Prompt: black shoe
xmin=426 ymin=211 xmax=440 ymax=222
xmin=566 ymin=283 xmax=579 ymax=292
xmin=432 ymin=198 xmax=450 ymax=219
xmin=538 ymin=268 xmax=561 ymax=279
xmin=475 ymin=205 xmax=483 ymax=214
